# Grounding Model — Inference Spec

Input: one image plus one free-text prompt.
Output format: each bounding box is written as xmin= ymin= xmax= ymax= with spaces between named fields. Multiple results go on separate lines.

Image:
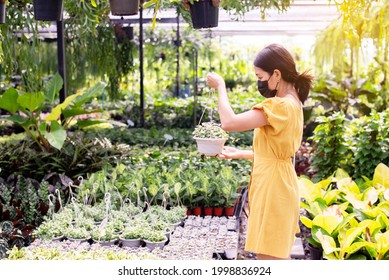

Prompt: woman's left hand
xmin=206 ymin=72 xmax=225 ymax=89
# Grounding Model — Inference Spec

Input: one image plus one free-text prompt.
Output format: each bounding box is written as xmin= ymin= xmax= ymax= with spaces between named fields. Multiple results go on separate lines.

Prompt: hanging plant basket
xmin=0 ymin=1 xmax=6 ymax=24
xmin=144 ymin=237 xmax=167 ymax=250
xmin=189 ymin=0 xmax=219 ymax=29
xmin=193 ymin=122 xmax=228 ymax=156
xmin=33 ymin=0 xmax=63 ymax=21
xmin=109 ymin=0 xmax=140 ymax=16
xmin=193 ymin=137 xmax=227 ymax=156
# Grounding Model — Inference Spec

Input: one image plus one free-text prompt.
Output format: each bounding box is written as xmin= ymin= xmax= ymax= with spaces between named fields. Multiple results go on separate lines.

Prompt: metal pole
xmin=139 ymin=4 xmax=145 ymax=127
xmin=193 ymin=48 xmax=198 ymax=127
xmin=176 ymin=12 xmax=180 ymax=97
xmin=57 ymin=19 xmax=67 ymax=103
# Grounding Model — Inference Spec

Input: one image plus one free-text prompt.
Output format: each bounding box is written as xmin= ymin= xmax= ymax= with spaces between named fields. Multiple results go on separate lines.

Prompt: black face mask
xmin=257 ymin=74 xmax=277 ymax=98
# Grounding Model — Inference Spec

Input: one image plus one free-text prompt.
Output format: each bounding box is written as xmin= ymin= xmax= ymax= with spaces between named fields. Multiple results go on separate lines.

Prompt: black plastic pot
xmin=0 ymin=2 xmax=6 ymax=24
xmin=115 ymin=25 xmax=134 ymax=43
xmin=307 ymin=243 xmax=323 ymax=260
xmin=109 ymin=0 xmax=139 ymax=16
xmin=189 ymin=0 xmax=219 ymax=29
xmin=33 ymin=0 xmax=63 ymax=21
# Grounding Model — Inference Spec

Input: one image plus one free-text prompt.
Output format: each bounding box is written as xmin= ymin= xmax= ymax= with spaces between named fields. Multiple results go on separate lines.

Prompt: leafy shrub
xmin=309 ymin=112 xmax=350 ymax=180
xmin=0 ymin=135 xmax=131 ymax=181
xmin=309 ymin=109 xmax=389 ymax=180
xmin=349 ymin=110 xmax=389 ymax=179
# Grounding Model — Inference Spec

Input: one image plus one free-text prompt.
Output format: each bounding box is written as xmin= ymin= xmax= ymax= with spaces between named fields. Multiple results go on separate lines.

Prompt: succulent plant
xmin=192 ymin=122 xmax=228 ymax=139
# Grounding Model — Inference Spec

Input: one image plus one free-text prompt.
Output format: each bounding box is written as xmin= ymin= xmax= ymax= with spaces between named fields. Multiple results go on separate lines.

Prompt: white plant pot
xmin=224 ymin=248 xmax=238 ymax=259
xmin=193 ymin=137 xmax=227 ymax=156
xmin=119 ymin=238 xmax=141 ymax=248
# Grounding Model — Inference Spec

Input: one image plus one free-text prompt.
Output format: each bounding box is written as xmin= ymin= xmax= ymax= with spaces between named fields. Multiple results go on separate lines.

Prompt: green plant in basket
xmin=120 ymin=227 xmax=143 ymax=240
xmin=142 ymin=230 xmax=166 ymax=243
xmin=192 ymin=122 xmax=228 ymax=139
xmin=65 ymin=226 xmax=90 ymax=240
xmin=193 ymin=122 xmax=229 ymax=156
xmin=91 ymin=226 xmax=118 ymax=242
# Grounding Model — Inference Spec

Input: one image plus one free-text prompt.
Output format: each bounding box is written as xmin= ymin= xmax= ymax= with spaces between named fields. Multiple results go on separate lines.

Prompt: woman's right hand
xmin=217 ymin=146 xmax=241 ymax=159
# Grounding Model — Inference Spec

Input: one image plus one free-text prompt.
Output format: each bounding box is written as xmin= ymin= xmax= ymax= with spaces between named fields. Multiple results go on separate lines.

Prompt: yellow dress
xmin=245 ymin=96 xmax=303 ymax=258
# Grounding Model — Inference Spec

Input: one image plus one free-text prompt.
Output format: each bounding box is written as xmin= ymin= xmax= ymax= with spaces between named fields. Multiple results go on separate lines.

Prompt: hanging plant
xmin=33 ymin=0 xmax=64 ymax=21
xmin=184 ymin=0 xmax=220 ymax=29
xmin=192 ymin=121 xmax=228 ymax=156
xmin=109 ymin=0 xmax=139 ymax=16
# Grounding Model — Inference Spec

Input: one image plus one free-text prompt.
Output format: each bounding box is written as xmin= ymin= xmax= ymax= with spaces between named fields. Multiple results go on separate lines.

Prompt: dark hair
xmin=253 ymin=44 xmax=314 ymax=103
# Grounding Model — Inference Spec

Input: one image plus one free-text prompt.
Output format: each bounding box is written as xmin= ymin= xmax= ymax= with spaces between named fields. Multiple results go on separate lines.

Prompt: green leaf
xmin=39 ymin=120 xmax=67 ymax=150
xmin=62 ymin=108 xmax=102 ymax=119
xmin=298 ymin=177 xmax=322 ymax=204
xmin=373 ymin=163 xmax=389 ymax=189
xmin=343 ymin=226 xmax=367 ymax=249
xmin=43 ymin=72 xmax=63 ymax=104
xmin=312 ymin=215 xmax=341 ymax=235
xmin=0 ymin=88 xmax=20 ymax=114
xmin=344 ymin=241 xmax=374 ymax=256
xmin=46 ymin=91 xmax=83 ymax=121
xmin=76 ymin=119 xmax=106 ymax=128
xmin=142 ymin=0 xmax=156 ymax=9
xmin=300 ymin=216 xmax=313 ymax=228
xmin=72 ymin=82 xmax=106 ymax=108
xmin=315 ymin=229 xmax=339 ymax=255
xmin=3 ymin=115 xmax=28 ymax=125
xmin=17 ymin=92 xmax=44 ymax=112
xmin=376 ymin=231 xmax=389 ymax=259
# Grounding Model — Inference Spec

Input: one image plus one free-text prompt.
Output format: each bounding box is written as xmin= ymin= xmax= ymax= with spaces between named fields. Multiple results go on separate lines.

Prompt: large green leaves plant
xmin=309 ymin=112 xmax=350 ymax=180
xmin=300 ymin=163 xmax=389 ymax=259
xmin=0 ymin=73 xmax=106 ymax=151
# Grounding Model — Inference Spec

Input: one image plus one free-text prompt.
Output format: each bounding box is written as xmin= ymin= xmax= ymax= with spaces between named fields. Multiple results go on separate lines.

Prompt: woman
xmin=206 ymin=44 xmax=313 ymax=260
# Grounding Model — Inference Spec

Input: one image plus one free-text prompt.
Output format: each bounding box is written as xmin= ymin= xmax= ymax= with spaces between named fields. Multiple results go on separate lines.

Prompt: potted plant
xmin=183 ymin=0 xmax=220 ymax=29
xmin=65 ymin=227 xmax=90 ymax=242
xmin=109 ymin=0 xmax=140 ymax=16
xmin=33 ymin=0 xmax=64 ymax=21
xmin=34 ymin=220 xmax=64 ymax=241
xmin=0 ymin=0 xmax=6 ymax=24
xmin=119 ymin=227 xmax=142 ymax=247
xmin=224 ymin=245 xmax=238 ymax=259
xmin=0 ymin=73 xmax=106 ymax=151
xmin=143 ymin=0 xmax=292 ymax=29
xmin=142 ymin=230 xmax=168 ymax=250
xmin=192 ymin=122 xmax=228 ymax=156
xmin=91 ymin=226 xmax=118 ymax=246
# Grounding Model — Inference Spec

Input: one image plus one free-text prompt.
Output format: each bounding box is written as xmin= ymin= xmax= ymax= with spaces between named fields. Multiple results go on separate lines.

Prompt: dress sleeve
xmin=251 ymin=97 xmax=289 ymax=135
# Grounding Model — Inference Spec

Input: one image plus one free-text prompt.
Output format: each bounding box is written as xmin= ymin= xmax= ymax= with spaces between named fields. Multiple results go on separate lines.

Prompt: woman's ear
xmin=273 ymin=69 xmax=282 ymax=81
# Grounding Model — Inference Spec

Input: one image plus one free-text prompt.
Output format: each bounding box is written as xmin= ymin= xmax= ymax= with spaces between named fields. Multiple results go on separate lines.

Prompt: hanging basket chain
xmin=198 ymin=88 xmax=215 ymax=125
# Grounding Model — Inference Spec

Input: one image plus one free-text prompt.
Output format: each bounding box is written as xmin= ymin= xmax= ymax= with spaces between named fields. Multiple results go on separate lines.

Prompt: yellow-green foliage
xmin=299 ymin=163 xmax=389 ymax=259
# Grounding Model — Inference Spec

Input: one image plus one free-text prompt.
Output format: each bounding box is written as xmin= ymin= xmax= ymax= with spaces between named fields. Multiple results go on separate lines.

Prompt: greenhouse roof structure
xmin=33 ymin=0 xmax=339 ymax=40
xmin=135 ymin=0 xmax=340 ymax=37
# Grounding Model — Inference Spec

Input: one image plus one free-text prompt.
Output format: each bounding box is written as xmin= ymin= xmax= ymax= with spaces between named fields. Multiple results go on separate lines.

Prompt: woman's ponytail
xmin=294 ymin=71 xmax=314 ymax=103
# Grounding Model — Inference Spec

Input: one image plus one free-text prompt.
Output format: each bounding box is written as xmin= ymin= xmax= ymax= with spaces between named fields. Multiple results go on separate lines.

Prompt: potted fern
xmin=192 ymin=121 xmax=228 ymax=156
